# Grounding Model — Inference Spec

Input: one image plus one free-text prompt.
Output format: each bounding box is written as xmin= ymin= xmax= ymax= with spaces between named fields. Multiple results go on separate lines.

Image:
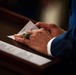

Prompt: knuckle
xmin=50 ymin=24 xmax=57 ymax=28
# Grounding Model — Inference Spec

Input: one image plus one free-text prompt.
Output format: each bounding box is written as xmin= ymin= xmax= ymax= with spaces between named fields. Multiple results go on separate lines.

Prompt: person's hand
xmin=36 ymin=22 xmax=65 ymax=37
xmin=14 ymin=28 xmax=53 ymax=55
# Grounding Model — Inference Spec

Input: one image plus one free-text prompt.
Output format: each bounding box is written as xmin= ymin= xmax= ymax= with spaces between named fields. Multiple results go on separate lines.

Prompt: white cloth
xmin=47 ymin=37 xmax=56 ymax=56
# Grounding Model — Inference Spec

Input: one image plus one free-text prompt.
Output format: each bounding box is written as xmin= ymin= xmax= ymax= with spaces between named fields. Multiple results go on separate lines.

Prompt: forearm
xmin=49 ymin=26 xmax=76 ymax=58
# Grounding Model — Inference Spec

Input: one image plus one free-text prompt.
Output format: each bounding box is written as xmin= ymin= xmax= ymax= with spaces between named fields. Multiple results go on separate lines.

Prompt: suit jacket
xmin=51 ymin=0 xmax=76 ymax=60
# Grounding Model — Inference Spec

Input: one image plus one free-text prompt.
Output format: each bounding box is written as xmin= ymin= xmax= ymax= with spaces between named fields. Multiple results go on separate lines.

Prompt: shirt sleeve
xmin=47 ymin=37 xmax=56 ymax=56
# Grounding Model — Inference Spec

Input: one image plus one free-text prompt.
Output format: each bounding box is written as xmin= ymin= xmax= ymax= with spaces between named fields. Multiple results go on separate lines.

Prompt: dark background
xmin=0 ymin=0 xmax=41 ymax=21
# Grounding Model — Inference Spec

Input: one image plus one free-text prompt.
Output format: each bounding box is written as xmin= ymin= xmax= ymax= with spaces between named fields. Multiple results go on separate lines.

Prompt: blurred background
xmin=0 ymin=0 xmax=40 ymax=21
xmin=0 ymin=0 xmax=70 ymax=30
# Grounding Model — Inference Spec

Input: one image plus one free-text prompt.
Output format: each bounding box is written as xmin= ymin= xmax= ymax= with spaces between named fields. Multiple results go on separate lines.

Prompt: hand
xmin=36 ymin=22 xmax=65 ymax=37
xmin=14 ymin=28 xmax=53 ymax=55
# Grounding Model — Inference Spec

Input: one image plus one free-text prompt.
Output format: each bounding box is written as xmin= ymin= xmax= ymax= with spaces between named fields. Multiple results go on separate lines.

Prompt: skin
xmin=14 ymin=22 xmax=65 ymax=55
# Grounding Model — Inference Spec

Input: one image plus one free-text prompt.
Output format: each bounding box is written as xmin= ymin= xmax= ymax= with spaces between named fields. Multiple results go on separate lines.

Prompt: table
xmin=0 ymin=7 xmax=60 ymax=75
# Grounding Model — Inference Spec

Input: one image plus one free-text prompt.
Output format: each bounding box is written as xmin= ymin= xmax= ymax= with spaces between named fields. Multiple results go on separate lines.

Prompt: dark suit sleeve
xmin=51 ymin=25 xmax=76 ymax=58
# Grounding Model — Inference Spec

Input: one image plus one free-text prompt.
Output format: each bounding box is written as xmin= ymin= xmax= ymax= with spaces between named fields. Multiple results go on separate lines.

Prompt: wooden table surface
xmin=0 ymin=7 xmax=60 ymax=75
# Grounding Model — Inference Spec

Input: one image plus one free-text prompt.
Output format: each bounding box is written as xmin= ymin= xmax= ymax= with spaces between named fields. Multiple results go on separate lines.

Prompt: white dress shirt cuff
xmin=47 ymin=37 xmax=56 ymax=56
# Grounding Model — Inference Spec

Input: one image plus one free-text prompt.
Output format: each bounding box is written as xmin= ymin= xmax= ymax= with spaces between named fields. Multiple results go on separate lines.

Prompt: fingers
xmin=36 ymin=22 xmax=49 ymax=28
xmin=14 ymin=34 xmax=30 ymax=45
xmin=26 ymin=30 xmax=33 ymax=34
xmin=14 ymin=28 xmax=51 ymax=45
xmin=36 ymin=22 xmax=57 ymax=28
xmin=14 ymin=34 xmax=23 ymax=38
xmin=35 ymin=22 xmax=56 ymax=32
